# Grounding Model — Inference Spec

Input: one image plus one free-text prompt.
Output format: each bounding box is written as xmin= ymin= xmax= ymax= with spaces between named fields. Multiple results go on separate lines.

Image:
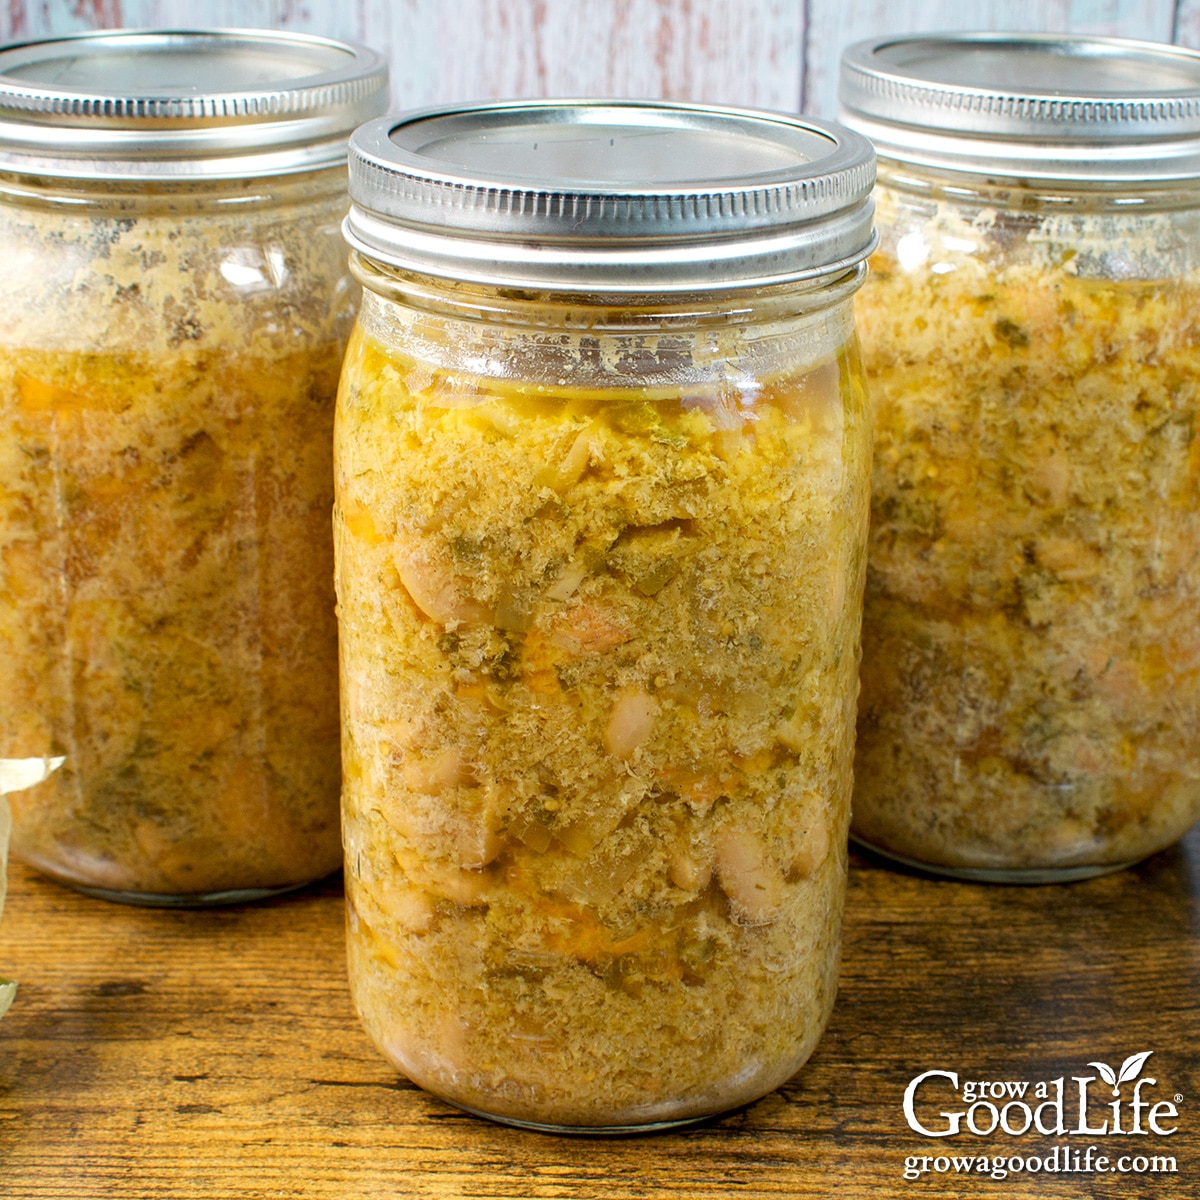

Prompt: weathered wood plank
xmin=1173 ymin=0 xmax=1200 ymax=47
xmin=0 ymin=1 xmax=363 ymax=46
xmin=802 ymin=0 xmax=1180 ymax=118
xmin=370 ymin=0 xmax=805 ymax=113
xmin=1 ymin=833 xmax=1196 ymax=1199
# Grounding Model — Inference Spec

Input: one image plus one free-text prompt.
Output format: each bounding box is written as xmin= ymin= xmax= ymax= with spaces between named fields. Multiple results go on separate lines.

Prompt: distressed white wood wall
xmin=0 ymin=1 xmax=1193 ymax=118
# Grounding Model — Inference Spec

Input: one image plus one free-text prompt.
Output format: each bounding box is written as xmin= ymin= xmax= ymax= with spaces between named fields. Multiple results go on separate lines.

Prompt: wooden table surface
xmin=1 ymin=830 xmax=1196 ymax=1200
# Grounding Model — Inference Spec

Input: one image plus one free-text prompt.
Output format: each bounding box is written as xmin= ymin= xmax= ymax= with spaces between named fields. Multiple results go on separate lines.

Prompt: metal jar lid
xmin=839 ymin=33 xmax=1200 ymax=184
xmin=0 ymin=28 xmax=388 ymax=181
xmin=344 ymin=100 xmax=877 ymax=293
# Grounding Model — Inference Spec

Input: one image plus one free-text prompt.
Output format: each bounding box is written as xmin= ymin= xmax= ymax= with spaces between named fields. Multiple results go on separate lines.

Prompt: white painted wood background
xmin=0 ymin=1 xmax=1196 ymax=119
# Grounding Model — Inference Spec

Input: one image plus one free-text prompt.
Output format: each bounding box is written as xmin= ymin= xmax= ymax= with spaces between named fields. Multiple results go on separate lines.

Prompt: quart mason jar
xmin=336 ymin=102 xmax=876 ymax=1130
xmin=841 ymin=35 xmax=1200 ymax=881
xmin=0 ymin=31 xmax=387 ymax=903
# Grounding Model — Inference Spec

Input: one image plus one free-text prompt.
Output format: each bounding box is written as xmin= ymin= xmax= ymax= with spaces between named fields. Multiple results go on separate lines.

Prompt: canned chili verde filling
xmin=0 ymin=30 xmax=387 ymax=902
xmin=841 ymin=34 xmax=1200 ymax=881
xmin=335 ymin=101 xmax=877 ymax=1130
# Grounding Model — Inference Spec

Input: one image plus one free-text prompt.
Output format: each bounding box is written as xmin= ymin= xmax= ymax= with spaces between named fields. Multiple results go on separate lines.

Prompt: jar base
xmin=850 ymin=836 xmax=1141 ymax=884
xmin=436 ymin=1094 xmax=716 ymax=1136
xmin=57 ymin=879 xmax=310 ymax=908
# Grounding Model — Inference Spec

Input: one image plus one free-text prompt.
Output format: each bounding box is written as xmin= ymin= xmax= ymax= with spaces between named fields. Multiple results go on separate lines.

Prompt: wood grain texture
xmin=1 ymin=834 xmax=1196 ymax=1199
xmin=0 ymin=1 xmax=363 ymax=44
xmin=292 ymin=0 xmax=807 ymax=113
xmin=1174 ymin=0 xmax=1200 ymax=47
xmin=380 ymin=0 xmax=805 ymax=112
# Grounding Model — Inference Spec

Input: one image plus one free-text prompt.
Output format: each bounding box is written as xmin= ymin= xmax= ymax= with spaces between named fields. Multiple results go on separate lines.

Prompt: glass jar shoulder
xmin=869 ymin=168 xmax=1200 ymax=285
xmin=0 ymin=171 xmax=354 ymax=359
xmin=346 ymin=279 xmax=865 ymax=414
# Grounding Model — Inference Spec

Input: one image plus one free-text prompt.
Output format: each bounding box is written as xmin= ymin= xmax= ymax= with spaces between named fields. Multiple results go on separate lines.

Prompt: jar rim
xmin=348 ymin=249 xmax=868 ymax=326
xmin=0 ymin=28 xmax=388 ymax=181
xmin=840 ymin=32 xmax=1200 ymax=184
xmin=345 ymin=100 xmax=877 ymax=292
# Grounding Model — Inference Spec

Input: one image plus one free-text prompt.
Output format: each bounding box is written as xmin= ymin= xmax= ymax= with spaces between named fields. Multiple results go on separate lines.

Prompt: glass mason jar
xmin=0 ymin=31 xmax=387 ymax=903
xmin=336 ymin=101 xmax=877 ymax=1131
xmin=841 ymin=34 xmax=1200 ymax=881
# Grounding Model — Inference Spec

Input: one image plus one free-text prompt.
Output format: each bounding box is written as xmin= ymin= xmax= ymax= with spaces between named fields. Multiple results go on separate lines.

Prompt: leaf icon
xmin=1118 ymin=1051 xmax=1153 ymax=1085
xmin=1089 ymin=1061 xmax=1118 ymax=1093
